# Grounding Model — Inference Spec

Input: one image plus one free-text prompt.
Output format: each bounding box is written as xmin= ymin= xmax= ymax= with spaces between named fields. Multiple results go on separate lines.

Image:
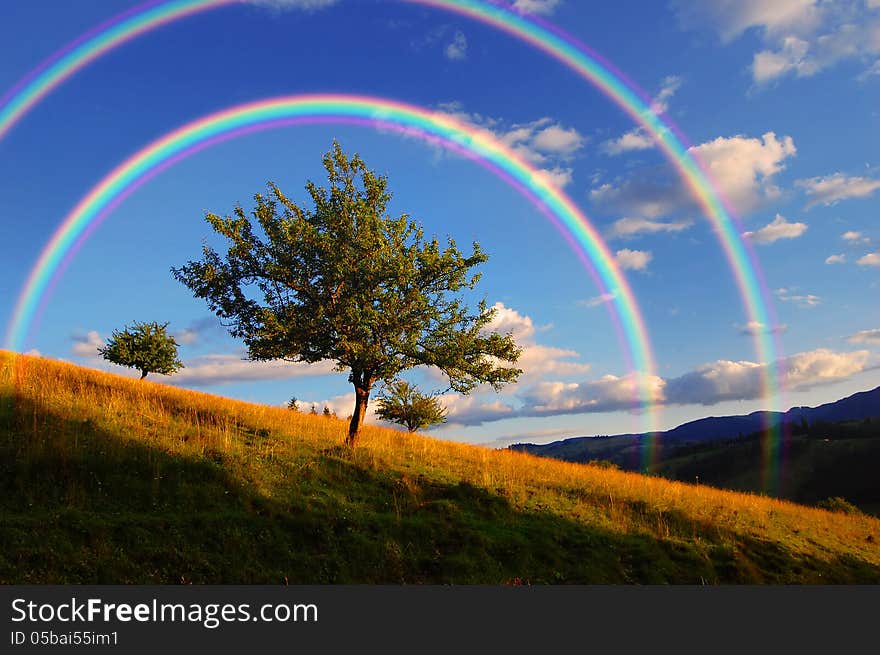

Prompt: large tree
xmin=172 ymin=141 xmax=522 ymax=446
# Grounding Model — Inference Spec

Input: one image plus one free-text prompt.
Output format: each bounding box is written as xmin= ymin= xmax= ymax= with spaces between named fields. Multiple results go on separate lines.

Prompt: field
xmin=2 ymin=351 xmax=878 ymax=584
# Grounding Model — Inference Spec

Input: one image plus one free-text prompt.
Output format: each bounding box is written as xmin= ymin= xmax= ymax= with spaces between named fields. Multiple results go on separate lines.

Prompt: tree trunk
xmin=139 ymin=370 xmax=148 ymax=380
xmin=347 ymin=378 xmax=371 ymax=447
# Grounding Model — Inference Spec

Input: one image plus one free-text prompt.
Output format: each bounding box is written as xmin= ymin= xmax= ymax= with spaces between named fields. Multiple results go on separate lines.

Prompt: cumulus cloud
xmin=444 ymin=30 xmax=468 ymax=61
xmin=172 ymin=317 xmax=224 ymax=346
xmin=607 ymin=217 xmax=692 ymax=239
xmin=797 ymin=173 xmax=880 ymax=207
xmin=690 ymin=132 xmax=797 ymax=214
xmin=435 ymin=102 xmax=585 ymax=187
xmin=738 ymin=321 xmax=788 ymax=336
xmin=672 ymin=0 xmax=880 ymax=83
xmin=744 ymin=213 xmax=807 ymax=244
xmin=602 ymin=129 xmax=657 ymax=156
xmin=484 ymin=302 xmax=592 ymax=380
xmin=848 ymin=328 xmax=880 ymax=345
xmin=429 ymin=345 xmax=873 ymax=424
xmin=825 ymin=253 xmax=847 ymax=264
xmin=512 ymin=0 xmax=563 ymax=15
xmin=614 ymin=249 xmax=652 ymax=271
xmin=842 ymin=230 xmax=870 ymax=243
xmin=160 ymin=353 xmax=337 ymax=386
xmin=857 ymin=252 xmax=880 ymax=266
xmin=71 ymin=331 xmax=104 ymax=358
xmin=519 ymin=373 xmax=665 ymax=417
xmin=592 ymin=132 xmax=796 ymax=218
xmin=664 ymin=348 xmax=871 ymax=404
xmin=438 ymin=394 xmax=516 ymax=426
xmin=671 ymin=0 xmax=821 ymax=44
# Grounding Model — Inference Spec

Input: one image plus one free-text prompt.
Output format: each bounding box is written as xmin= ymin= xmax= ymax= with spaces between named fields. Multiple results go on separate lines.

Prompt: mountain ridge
xmin=510 ymin=385 xmax=880 ymax=461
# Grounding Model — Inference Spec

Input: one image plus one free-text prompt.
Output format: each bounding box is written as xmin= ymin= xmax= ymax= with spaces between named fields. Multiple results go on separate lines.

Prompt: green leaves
xmin=97 ymin=321 xmax=183 ymax=379
xmin=375 ymin=380 xmax=447 ymax=432
xmin=172 ymin=140 xmax=522 ymax=441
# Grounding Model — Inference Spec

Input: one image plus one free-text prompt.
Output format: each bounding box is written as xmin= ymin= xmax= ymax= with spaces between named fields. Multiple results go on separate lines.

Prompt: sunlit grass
xmin=1 ymin=350 xmax=878 ymax=583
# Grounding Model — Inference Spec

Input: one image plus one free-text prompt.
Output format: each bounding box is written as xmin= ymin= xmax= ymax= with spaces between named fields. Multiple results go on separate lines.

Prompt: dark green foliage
xmin=97 ymin=321 xmax=183 ymax=379
xmin=287 ymin=397 xmax=299 ymax=412
xmin=817 ymin=497 xmax=864 ymax=515
xmin=171 ymin=141 xmax=521 ymax=445
xmin=375 ymin=380 xmax=447 ymax=432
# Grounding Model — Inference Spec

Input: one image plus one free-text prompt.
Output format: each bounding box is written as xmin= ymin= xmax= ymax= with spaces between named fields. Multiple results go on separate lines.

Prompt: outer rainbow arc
xmin=4 ymin=93 xmax=662 ymax=439
xmin=0 ymin=0 xmax=784 ymax=485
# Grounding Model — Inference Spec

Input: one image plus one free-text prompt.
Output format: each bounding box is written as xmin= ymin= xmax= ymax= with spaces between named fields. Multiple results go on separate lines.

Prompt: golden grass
xmin=3 ymin=349 xmax=879 ymax=576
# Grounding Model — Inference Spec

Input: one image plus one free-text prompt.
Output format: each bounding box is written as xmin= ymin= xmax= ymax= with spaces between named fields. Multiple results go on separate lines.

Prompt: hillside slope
xmin=1 ymin=351 xmax=878 ymax=584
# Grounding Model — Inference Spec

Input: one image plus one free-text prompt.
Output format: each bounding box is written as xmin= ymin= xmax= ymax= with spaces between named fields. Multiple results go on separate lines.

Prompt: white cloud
xmin=532 ymin=166 xmax=574 ymax=189
xmin=71 ymin=331 xmax=104 ymax=357
xmin=857 ymin=252 xmax=880 ymax=266
xmin=775 ymin=287 xmax=821 ymax=307
xmin=161 ymin=353 xmax=337 ymax=386
xmin=608 ymin=217 xmax=692 ymax=239
xmin=578 ymin=292 xmax=617 ymax=308
xmin=602 ymin=128 xmax=656 ymax=155
xmin=671 ymin=0 xmax=821 ymax=44
xmin=744 ymin=213 xmax=807 ymax=244
xmin=651 ymin=75 xmax=684 ymax=114
xmin=825 ymin=253 xmax=847 ymax=264
xmin=602 ymin=75 xmax=682 ymax=155
xmin=438 ymin=394 xmax=516 ymax=426
xmin=848 ymin=328 xmax=880 ymax=345
xmin=842 ymin=230 xmax=870 ymax=243
xmin=690 ymin=132 xmax=797 ymax=214
xmin=247 ymin=0 xmax=339 ymax=11
xmin=797 ymin=173 xmax=880 ymax=207
xmin=435 ymin=102 xmax=585 ymax=187
xmin=673 ymin=0 xmax=880 ymax=83
xmin=519 ymin=372 xmax=665 ymax=417
xmin=738 ymin=321 xmax=788 ymax=336
xmin=614 ymin=249 xmax=652 ymax=271
xmin=512 ymin=0 xmax=562 ymax=15
xmin=444 ymin=30 xmax=468 ymax=61
xmin=484 ymin=302 xmax=592 ymax=380
xmin=592 ymin=132 xmax=796 ymax=218
xmin=664 ymin=348 xmax=871 ymax=404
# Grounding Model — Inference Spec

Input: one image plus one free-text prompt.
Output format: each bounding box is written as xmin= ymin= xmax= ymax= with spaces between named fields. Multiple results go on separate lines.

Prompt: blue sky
xmin=2 ymin=0 xmax=880 ymax=447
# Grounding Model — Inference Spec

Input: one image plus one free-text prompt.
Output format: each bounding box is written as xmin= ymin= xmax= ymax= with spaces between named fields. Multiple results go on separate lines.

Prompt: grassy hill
xmin=1 ymin=351 xmax=879 ymax=584
xmin=652 ymin=421 xmax=880 ymax=516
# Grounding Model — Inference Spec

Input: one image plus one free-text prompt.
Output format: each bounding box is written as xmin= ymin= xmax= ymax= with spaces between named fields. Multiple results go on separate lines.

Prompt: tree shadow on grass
xmin=1 ymin=397 xmax=878 ymax=584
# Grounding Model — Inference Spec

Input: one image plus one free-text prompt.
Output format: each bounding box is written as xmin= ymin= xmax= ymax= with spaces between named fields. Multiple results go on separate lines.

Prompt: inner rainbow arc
xmin=4 ymin=94 xmax=662 ymax=439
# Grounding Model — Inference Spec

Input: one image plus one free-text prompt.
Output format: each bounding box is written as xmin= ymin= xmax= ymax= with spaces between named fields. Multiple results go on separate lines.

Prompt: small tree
xmin=375 ymin=380 xmax=447 ymax=432
xmin=287 ymin=397 xmax=299 ymax=412
xmin=98 ymin=321 xmax=184 ymax=379
xmin=172 ymin=141 xmax=521 ymax=446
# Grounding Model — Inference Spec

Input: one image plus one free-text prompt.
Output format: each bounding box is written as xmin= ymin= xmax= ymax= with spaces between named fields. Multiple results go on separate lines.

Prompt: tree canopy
xmin=172 ymin=141 xmax=521 ymax=445
xmin=97 ymin=321 xmax=184 ymax=379
xmin=375 ymin=380 xmax=448 ymax=432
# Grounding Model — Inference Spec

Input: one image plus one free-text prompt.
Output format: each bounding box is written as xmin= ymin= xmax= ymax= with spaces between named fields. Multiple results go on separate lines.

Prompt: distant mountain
xmin=510 ymin=385 xmax=880 ymax=464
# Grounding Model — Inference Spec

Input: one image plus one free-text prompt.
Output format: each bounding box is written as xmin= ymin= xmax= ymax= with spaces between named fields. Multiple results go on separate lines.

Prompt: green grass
xmin=2 ymin=351 xmax=879 ymax=584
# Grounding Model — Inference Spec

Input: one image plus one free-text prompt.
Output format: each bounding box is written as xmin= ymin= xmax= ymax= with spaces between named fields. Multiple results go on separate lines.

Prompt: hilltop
xmin=1 ymin=351 xmax=878 ymax=583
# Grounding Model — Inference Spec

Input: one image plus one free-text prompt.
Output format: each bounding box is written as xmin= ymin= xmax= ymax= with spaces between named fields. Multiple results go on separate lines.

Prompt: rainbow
xmin=4 ymin=93 xmax=662 ymax=434
xmin=0 ymin=0 xmax=786 ymax=486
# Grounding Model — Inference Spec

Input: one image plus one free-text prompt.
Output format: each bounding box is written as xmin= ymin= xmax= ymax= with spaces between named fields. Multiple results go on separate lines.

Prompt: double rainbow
xmin=0 ymin=0 xmax=786 ymax=486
